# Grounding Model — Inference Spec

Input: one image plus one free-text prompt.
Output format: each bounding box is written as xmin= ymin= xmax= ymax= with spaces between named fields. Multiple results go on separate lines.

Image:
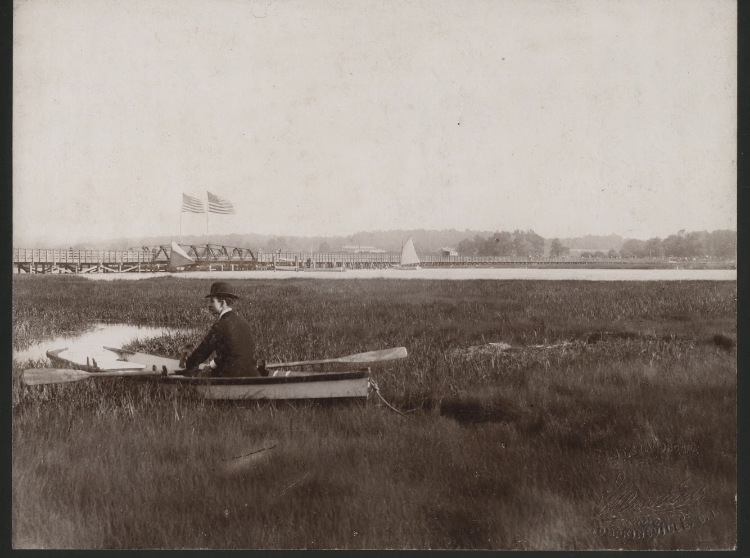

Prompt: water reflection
xmin=13 ymin=323 xmax=193 ymax=365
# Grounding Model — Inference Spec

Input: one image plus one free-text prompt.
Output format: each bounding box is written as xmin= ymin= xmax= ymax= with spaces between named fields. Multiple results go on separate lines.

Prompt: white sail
xmin=400 ymin=236 xmax=421 ymax=266
xmin=170 ymin=241 xmax=195 ymax=267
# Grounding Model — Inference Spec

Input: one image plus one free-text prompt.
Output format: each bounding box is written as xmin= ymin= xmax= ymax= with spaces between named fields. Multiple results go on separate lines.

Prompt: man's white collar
xmin=218 ymin=307 xmax=233 ymax=319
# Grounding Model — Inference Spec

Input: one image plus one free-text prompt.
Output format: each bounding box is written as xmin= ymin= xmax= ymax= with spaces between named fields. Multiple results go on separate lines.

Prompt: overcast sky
xmin=13 ymin=0 xmax=736 ymax=243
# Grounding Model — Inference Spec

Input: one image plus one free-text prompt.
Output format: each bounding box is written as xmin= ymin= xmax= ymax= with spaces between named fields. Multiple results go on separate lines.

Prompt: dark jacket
xmin=185 ymin=310 xmax=258 ymax=377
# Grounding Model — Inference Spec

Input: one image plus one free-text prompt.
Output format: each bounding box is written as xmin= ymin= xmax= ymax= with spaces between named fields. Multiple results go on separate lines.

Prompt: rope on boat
xmin=369 ymin=379 xmax=407 ymax=417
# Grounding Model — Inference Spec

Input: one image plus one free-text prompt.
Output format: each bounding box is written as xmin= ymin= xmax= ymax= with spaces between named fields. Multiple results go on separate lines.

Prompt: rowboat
xmin=42 ymin=347 xmax=373 ymax=400
xmin=149 ymin=370 xmax=371 ymax=400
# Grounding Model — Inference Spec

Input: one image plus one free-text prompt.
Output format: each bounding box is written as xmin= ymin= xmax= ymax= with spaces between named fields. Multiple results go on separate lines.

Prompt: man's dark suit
xmin=185 ymin=310 xmax=258 ymax=377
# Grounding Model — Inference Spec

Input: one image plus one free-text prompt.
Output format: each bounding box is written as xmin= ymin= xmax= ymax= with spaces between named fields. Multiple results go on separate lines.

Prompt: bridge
xmin=14 ymin=248 xmax=155 ymax=274
xmin=13 ymin=245 xmax=258 ymax=274
xmin=13 ymin=245 xmax=674 ymax=274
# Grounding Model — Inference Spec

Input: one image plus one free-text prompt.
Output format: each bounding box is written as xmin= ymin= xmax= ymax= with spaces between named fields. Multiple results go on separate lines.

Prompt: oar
xmin=265 ymin=346 xmax=408 ymax=369
xmin=22 ymin=368 xmax=171 ymax=386
xmin=105 ymin=346 xmax=408 ymax=370
xmin=23 ymin=347 xmax=409 ymax=386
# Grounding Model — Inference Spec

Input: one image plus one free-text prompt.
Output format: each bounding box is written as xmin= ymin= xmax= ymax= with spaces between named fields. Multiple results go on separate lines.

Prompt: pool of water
xmin=13 ymin=323 xmax=193 ymax=365
xmin=79 ymin=268 xmax=737 ymax=281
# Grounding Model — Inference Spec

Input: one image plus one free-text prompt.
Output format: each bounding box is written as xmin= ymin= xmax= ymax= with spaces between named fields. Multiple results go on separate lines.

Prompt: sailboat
xmin=169 ymin=241 xmax=196 ymax=270
xmin=395 ymin=236 xmax=421 ymax=270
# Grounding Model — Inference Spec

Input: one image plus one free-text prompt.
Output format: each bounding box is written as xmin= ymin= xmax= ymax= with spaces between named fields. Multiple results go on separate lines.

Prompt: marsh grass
xmin=12 ymin=276 xmax=736 ymax=549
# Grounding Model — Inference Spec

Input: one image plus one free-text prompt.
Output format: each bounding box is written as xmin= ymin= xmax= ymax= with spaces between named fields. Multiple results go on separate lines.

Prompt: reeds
xmin=12 ymin=275 xmax=737 ymax=549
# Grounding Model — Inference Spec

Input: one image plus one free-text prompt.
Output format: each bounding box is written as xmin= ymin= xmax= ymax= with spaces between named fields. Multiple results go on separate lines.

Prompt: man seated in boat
xmin=178 ymin=281 xmax=263 ymax=377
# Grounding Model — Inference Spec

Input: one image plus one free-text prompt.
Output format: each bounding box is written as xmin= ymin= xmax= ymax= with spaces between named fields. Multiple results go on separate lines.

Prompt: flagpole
xmin=206 ymin=192 xmax=209 ymax=239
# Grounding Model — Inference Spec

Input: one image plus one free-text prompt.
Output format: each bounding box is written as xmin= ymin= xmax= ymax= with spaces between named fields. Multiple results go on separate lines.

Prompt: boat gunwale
xmin=47 ymin=348 xmax=120 ymax=372
xmin=153 ymin=370 xmax=370 ymax=385
xmin=46 ymin=347 xmax=371 ymax=385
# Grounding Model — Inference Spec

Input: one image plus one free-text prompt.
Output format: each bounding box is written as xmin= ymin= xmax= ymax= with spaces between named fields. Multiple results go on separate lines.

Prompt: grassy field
xmin=12 ymin=275 xmax=737 ymax=549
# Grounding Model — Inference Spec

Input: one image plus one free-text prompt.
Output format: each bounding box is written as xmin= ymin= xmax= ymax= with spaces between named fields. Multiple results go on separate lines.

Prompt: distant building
xmin=341 ymin=245 xmax=387 ymax=253
xmin=437 ymin=247 xmax=458 ymax=257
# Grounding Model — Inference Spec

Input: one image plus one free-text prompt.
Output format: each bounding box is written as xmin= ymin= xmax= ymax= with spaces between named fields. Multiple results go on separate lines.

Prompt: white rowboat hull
xmin=48 ymin=347 xmax=373 ymax=401
xmin=154 ymin=372 xmax=371 ymax=400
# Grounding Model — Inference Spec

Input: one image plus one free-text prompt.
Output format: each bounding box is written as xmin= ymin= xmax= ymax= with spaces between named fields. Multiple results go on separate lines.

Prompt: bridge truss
xmin=142 ymin=244 xmax=257 ymax=263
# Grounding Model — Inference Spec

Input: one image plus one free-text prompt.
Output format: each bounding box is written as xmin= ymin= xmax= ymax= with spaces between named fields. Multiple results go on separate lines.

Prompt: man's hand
xmin=258 ymin=359 xmax=268 ymax=377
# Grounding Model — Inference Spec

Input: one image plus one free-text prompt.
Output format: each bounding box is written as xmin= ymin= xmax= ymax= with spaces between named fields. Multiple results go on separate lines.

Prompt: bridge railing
xmin=257 ymin=252 xmax=402 ymax=264
xmin=13 ymin=249 xmax=151 ymax=264
xmin=14 ymin=248 xmax=684 ymax=267
xmin=255 ymin=253 xmax=651 ymax=265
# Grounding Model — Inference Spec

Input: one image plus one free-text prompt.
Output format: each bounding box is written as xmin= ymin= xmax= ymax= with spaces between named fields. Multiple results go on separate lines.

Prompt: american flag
xmin=182 ymin=193 xmax=205 ymax=213
xmin=207 ymin=191 xmax=235 ymax=214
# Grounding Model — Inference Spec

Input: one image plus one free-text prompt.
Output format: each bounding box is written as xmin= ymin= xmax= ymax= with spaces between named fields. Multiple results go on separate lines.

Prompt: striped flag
xmin=207 ymin=191 xmax=235 ymax=214
xmin=182 ymin=193 xmax=205 ymax=213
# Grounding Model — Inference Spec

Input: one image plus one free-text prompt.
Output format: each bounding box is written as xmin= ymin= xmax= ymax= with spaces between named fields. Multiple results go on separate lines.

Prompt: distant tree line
xmin=457 ymin=230 xmax=545 ymax=258
xmin=549 ymin=238 xmax=571 ymax=257
xmin=65 ymin=228 xmax=732 ymax=258
xmin=617 ymin=230 xmax=736 ymax=259
xmin=459 ymin=229 xmax=736 ymax=259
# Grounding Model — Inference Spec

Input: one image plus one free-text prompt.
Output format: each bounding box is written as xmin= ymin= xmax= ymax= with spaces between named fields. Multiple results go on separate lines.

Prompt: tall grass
xmin=12 ymin=275 xmax=736 ymax=549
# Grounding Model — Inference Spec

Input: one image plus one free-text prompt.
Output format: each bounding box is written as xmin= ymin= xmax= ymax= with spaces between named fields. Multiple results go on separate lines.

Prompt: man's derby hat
xmin=205 ymin=281 xmax=239 ymax=299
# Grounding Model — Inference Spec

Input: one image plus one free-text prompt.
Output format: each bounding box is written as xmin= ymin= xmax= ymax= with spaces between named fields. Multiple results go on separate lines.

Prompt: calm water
xmin=81 ymin=268 xmax=737 ymax=281
xmin=13 ymin=323 xmax=193 ymax=365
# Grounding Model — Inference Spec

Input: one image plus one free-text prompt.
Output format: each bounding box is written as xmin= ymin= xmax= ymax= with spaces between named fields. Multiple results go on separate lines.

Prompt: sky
xmin=13 ymin=0 xmax=737 ymax=244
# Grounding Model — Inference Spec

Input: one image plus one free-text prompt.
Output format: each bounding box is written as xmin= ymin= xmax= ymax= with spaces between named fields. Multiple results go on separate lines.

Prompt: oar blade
xmin=265 ymin=346 xmax=409 ymax=369
xmin=22 ymin=368 xmax=92 ymax=386
xmin=338 ymin=346 xmax=408 ymax=363
xmin=103 ymin=347 xmax=181 ymax=370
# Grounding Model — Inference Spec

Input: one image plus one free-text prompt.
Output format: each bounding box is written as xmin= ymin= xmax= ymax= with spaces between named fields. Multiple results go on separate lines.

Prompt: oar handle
xmin=266 ymin=347 xmax=408 ymax=369
xmin=266 ymin=358 xmax=332 ymax=369
xmin=99 ymin=346 xmax=408 ymax=372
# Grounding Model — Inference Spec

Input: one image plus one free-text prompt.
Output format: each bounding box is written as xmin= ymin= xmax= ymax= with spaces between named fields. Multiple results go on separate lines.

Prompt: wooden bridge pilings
xmin=13 ymin=249 xmax=157 ymax=274
xmin=13 ymin=247 xmax=679 ymax=274
xmin=261 ymin=252 xmax=610 ymax=269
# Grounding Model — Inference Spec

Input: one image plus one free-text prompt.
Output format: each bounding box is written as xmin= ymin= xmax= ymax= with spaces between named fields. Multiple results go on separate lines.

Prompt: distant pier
xmin=14 ymin=249 xmax=155 ymax=274
xmin=11 ymin=246 xmax=706 ymax=274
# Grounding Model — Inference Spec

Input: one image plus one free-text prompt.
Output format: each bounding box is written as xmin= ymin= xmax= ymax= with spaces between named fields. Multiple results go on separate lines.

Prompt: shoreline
xmin=14 ymin=268 xmax=738 ymax=282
